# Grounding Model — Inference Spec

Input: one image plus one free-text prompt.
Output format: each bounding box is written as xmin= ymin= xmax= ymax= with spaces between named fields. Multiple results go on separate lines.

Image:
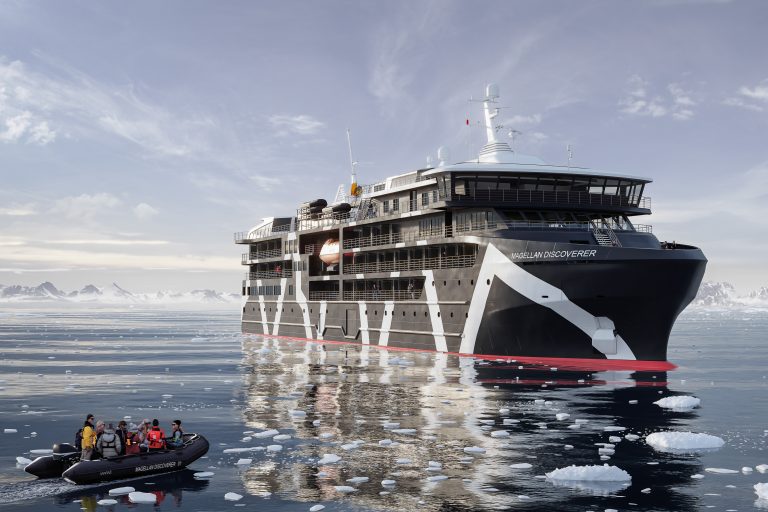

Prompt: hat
xmin=143 ymin=418 xmax=151 ymax=424
xmin=86 ymin=413 xmax=94 ymax=420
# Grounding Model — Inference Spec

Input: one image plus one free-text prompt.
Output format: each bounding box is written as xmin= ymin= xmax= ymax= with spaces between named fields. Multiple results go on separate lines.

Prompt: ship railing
xmin=234 ymin=224 xmax=291 ymax=242
xmin=308 ymin=291 xmax=340 ymax=301
xmin=241 ymin=249 xmax=283 ymax=263
xmin=342 ymin=290 xmax=423 ymax=301
xmin=246 ymin=269 xmax=293 ymax=280
xmin=454 ymin=220 xmax=652 ymax=234
xmin=343 ymin=254 xmax=476 ymax=274
xmin=445 ymin=189 xmax=651 ymax=209
xmin=342 ymin=226 xmax=452 ymax=250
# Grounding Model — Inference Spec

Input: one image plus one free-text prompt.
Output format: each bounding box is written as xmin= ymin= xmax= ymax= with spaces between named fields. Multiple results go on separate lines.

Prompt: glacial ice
xmin=16 ymin=456 xmax=32 ymax=465
xmin=509 ymin=463 xmax=533 ymax=469
xmin=317 ymin=453 xmax=341 ymax=464
xmin=108 ymin=487 xmax=135 ymax=496
xmin=97 ymin=499 xmax=118 ymax=506
xmin=545 ymin=464 xmax=631 ymax=482
xmin=654 ymin=396 xmax=701 ymax=411
xmin=645 ymin=431 xmax=725 ymax=453
xmin=309 ymin=506 xmax=325 ymax=512
xmin=224 ymin=492 xmax=243 ymax=501
xmin=755 ymin=483 xmax=768 ymax=500
xmin=346 ymin=476 xmax=369 ymax=484
xmin=705 ymin=467 xmax=739 ymax=474
xmin=463 ymin=446 xmax=486 ymax=454
xmin=333 ymin=486 xmax=357 ymax=493
xmin=128 ymin=492 xmax=157 ymax=504
xmin=757 ymin=464 xmax=768 ymax=473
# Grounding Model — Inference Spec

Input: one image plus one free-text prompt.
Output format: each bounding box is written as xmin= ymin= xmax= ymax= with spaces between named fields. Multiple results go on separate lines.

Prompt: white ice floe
xmin=503 ymin=419 xmax=519 ymax=425
xmin=427 ymin=475 xmax=448 ymax=482
xmin=223 ymin=448 xmax=262 ymax=453
xmin=289 ymin=409 xmax=307 ymax=418
xmin=333 ymin=486 xmax=357 ymax=493
xmin=317 ymin=454 xmax=341 ymax=464
xmin=97 ymin=499 xmax=118 ymax=506
xmin=391 ymin=428 xmax=417 ymax=435
xmin=757 ymin=464 xmax=768 ymax=473
xmin=641 ymin=487 xmax=651 ymax=493
xmin=755 ymin=483 xmax=768 ymax=500
xmin=510 ymin=463 xmax=533 ymax=469
xmin=564 ymin=445 xmax=574 ymax=450
xmin=574 ymin=419 xmax=589 ymax=424
xmin=129 ymin=492 xmax=157 ymax=504
xmin=628 ymin=400 xmax=638 ymax=404
xmin=743 ymin=466 xmax=754 ymax=474
xmin=490 ymin=430 xmax=510 ymax=438
xmin=224 ymin=492 xmax=243 ymax=501
xmin=645 ymin=431 xmax=725 ymax=453
xmin=236 ymin=458 xmax=253 ymax=465
xmin=346 ymin=476 xmax=369 ymax=484
xmin=609 ymin=436 xmax=622 ymax=443
xmin=309 ymin=506 xmax=325 ymax=512
xmin=625 ymin=434 xmax=640 ymax=441
xmin=705 ymin=467 xmax=739 ymax=474
xmin=534 ymin=399 xmax=546 ymax=405
xmin=603 ymin=426 xmax=626 ymax=432
xmin=545 ymin=464 xmax=631 ymax=482
xmin=556 ymin=413 xmax=571 ymax=421
xmin=254 ymin=429 xmax=280 ymax=438
xmin=378 ymin=439 xmax=393 ymax=446
xmin=382 ymin=422 xmax=400 ymax=429
xmin=312 ymin=420 xmax=321 ymax=426
xmin=463 ymin=446 xmax=486 ymax=454
xmin=3 ymin=429 xmax=17 ymax=434
xmin=381 ymin=479 xmax=396 ymax=486
xmin=108 ymin=487 xmax=135 ymax=496
xmin=395 ymin=458 xmax=412 ymax=465
xmin=319 ymin=433 xmax=334 ymax=439
xmin=654 ymin=396 xmax=701 ymax=411
xmin=241 ymin=436 xmax=252 ymax=442
xmin=499 ymin=408 xmax=510 ymax=415
xmin=273 ymin=434 xmax=291 ymax=441
xmin=598 ymin=448 xmax=615 ymax=456
xmin=428 ymin=461 xmax=442 ymax=468
xmin=266 ymin=445 xmax=283 ymax=452
xmin=194 ymin=472 xmax=214 ymax=478
xmin=16 ymin=456 xmax=32 ymax=465
xmin=341 ymin=443 xmax=361 ymax=450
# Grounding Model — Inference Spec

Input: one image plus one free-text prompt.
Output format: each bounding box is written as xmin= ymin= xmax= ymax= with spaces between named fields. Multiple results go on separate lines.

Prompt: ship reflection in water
xmin=237 ymin=335 xmax=703 ymax=512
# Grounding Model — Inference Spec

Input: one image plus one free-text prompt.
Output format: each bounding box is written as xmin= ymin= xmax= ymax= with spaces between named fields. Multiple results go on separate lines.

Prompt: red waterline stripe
xmin=242 ymin=331 xmax=677 ymax=372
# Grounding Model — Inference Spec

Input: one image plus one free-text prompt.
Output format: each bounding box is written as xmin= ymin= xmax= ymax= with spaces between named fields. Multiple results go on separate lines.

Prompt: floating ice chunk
xmin=109 ymin=487 xmax=135 ymax=496
xmin=499 ymin=408 xmax=510 ymax=415
xmin=428 ymin=461 xmax=442 ymax=468
xmin=334 ymin=486 xmax=357 ymax=493
xmin=654 ymin=396 xmax=701 ymax=411
xmin=16 ymin=456 xmax=32 ymax=465
xmin=266 ymin=445 xmax=282 ymax=452
xmin=534 ymin=399 xmax=545 ymax=405
xmin=4 ymin=429 xmax=18 ymax=434
xmin=395 ymin=458 xmax=412 ymax=465
xmin=598 ymin=448 xmax=615 ymax=456
xmin=161 ymin=394 xmax=173 ymax=398
xmin=705 ymin=467 xmax=738 ymax=474
xmin=755 ymin=483 xmax=768 ymax=500
xmin=378 ymin=439 xmax=393 ymax=446
xmin=319 ymin=433 xmax=334 ymax=439
xmin=129 ymin=492 xmax=157 ymax=504
xmin=645 ymin=432 xmax=725 ymax=453
xmin=29 ymin=449 xmax=53 ymax=455
xmin=312 ymin=420 xmax=321 ymax=426
xmin=628 ymin=400 xmax=638 ymax=404
xmin=575 ymin=419 xmax=589 ymax=424
xmin=309 ymin=506 xmax=325 ymax=512
xmin=289 ymin=409 xmax=307 ymax=418
xmin=236 ymin=458 xmax=252 ymax=465
xmin=564 ymin=445 xmax=574 ymax=450
xmin=609 ymin=436 xmax=622 ymax=443
xmin=510 ymin=463 xmax=533 ymax=469
xmin=463 ymin=446 xmax=486 ymax=454
xmin=545 ymin=464 xmax=631 ymax=482
xmin=317 ymin=453 xmax=341 ymax=464
xmin=346 ymin=476 xmax=369 ymax=484
xmin=391 ymin=428 xmax=416 ymax=435
xmin=556 ymin=413 xmax=570 ymax=421
xmin=254 ymin=429 xmax=280 ymax=438
xmin=194 ymin=472 xmax=214 ymax=478
xmin=691 ymin=474 xmax=705 ymax=479
xmin=381 ymin=479 xmax=396 ymax=486
xmin=97 ymin=499 xmax=118 ymax=505
xmin=757 ymin=464 xmax=768 ymax=473
xmin=641 ymin=487 xmax=651 ymax=493
xmin=223 ymin=447 xmax=262 ymax=453
xmin=224 ymin=492 xmax=243 ymax=501
xmin=625 ymin=434 xmax=640 ymax=441
xmin=241 ymin=437 xmax=252 ymax=442
xmin=743 ymin=466 xmax=754 ymax=474
xmin=427 ymin=475 xmax=448 ymax=482
xmin=341 ymin=443 xmax=360 ymax=450
xmin=603 ymin=426 xmax=626 ymax=432
xmin=567 ymin=424 xmax=581 ymax=430
xmin=517 ymin=495 xmax=531 ymax=500
xmin=382 ymin=422 xmax=400 ymax=429
xmin=503 ymin=419 xmax=519 ymax=425
xmin=490 ymin=430 xmax=510 ymax=438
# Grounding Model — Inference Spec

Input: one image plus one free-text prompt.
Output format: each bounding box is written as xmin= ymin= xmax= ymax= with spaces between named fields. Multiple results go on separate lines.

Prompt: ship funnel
xmin=437 ymin=146 xmax=449 ymax=166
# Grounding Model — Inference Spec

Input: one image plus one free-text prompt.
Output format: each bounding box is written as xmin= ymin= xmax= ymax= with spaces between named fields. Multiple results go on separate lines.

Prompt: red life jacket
xmin=147 ymin=427 xmax=165 ymax=449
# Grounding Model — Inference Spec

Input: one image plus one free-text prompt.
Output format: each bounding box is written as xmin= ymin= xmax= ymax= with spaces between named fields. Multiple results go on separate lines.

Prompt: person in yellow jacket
xmin=80 ymin=414 xmax=96 ymax=461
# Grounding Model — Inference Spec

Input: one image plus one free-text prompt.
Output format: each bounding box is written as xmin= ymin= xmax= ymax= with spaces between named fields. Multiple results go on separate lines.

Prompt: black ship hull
xmin=241 ymin=237 xmax=706 ymax=368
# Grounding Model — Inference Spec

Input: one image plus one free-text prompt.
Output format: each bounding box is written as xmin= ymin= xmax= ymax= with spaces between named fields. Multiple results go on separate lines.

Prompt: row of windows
xmin=249 ymin=285 xmax=282 ymax=296
xmin=283 ymin=239 xmax=298 ymax=253
xmin=382 ymin=190 xmax=439 ymax=214
xmin=246 ymin=305 xmax=470 ymax=319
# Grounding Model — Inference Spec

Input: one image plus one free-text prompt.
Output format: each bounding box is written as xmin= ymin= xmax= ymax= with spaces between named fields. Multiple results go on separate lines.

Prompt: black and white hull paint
xmin=236 ymin=84 xmax=706 ymax=370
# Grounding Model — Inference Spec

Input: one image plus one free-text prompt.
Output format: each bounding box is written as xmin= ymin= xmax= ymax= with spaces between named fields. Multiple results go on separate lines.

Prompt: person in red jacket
xmin=146 ymin=419 xmax=166 ymax=451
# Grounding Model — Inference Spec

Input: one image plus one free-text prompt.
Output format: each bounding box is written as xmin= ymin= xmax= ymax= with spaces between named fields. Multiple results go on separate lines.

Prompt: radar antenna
xmin=347 ymin=129 xmax=360 ymax=197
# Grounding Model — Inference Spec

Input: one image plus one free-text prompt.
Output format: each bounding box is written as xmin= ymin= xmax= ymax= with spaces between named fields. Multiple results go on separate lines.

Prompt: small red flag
xmin=466 ymin=118 xmax=469 ymax=126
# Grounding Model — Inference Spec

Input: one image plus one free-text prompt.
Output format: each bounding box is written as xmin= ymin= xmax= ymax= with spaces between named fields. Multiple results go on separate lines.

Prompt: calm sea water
xmin=0 ymin=304 xmax=766 ymax=511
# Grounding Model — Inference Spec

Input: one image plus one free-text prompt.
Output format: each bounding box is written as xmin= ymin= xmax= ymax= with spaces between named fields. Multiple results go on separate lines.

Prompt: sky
xmin=1 ymin=0 xmax=766 ymax=294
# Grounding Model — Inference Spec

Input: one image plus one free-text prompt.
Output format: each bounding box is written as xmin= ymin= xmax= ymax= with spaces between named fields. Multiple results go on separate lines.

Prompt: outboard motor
xmin=25 ymin=443 xmax=81 ymax=478
xmin=52 ymin=443 xmax=78 ymax=458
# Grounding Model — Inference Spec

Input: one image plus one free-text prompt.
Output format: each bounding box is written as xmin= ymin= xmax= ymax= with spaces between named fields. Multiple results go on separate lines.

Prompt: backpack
xmin=75 ymin=428 xmax=83 ymax=449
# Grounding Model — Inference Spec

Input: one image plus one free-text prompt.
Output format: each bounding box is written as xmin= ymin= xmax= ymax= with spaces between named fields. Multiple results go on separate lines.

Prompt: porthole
xmin=471 ymin=279 xmax=474 ymax=285
xmin=437 ymin=312 xmax=441 ymax=317
xmin=402 ymin=311 xmax=406 ymax=316
xmin=375 ymin=310 xmax=378 ymax=315
xmin=443 ymin=281 xmax=447 ymax=286
xmin=291 ymin=308 xmax=293 ymax=313
xmin=450 ymin=312 xmax=454 ymax=318
xmin=432 ymin=280 xmax=435 ymax=286
xmin=385 ymin=311 xmax=388 ymax=316
xmin=465 ymin=312 xmax=468 ymax=318
xmin=486 ymin=279 xmax=490 ymax=285
xmin=310 ymin=309 xmax=313 ymax=314
xmin=424 ymin=312 xmax=428 ymax=317
xmin=413 ymin=311 xmax=417 ymax=317
xmin=458 ymin=280 xmax=461 ymax=286
xmin=365 ymin=310 xmax=368 ymax=315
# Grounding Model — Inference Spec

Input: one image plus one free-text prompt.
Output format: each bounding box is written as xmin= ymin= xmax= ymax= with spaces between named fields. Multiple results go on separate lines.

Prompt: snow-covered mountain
xmin=0 ymin=282 xmax=239 ymax=304
xmin=692 ymin=281 xmax=768 ymax=309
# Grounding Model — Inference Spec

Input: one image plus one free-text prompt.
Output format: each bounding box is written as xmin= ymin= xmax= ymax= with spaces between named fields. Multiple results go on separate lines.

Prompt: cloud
xmin=502 ymin=114 xmax=543 ymax=126
xmin=619 ymin=76 xmax=697 ymax=120
xmin=44 ymin=239 xmax=168 ymax=245
xmin=0 ymin=55 xmax=212 ymax=156
xmin=250 ymin=174 xmax=281 ymax=191
xmin=268 ymin=114 xmax=325 ymax=136
xmin=724 ymin=79 xmax=768 ymax=112
xmin=0 ymin=203 xmax=37 ymax=216
xmin=51 ymin=192 xmax=121 ymax=221
xmin=133 ymin=202 xmax=159 ymax=220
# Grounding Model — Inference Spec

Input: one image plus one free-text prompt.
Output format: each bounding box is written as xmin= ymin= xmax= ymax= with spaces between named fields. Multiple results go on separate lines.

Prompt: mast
xmin=347 ymin=129 xmax=360 ymax=198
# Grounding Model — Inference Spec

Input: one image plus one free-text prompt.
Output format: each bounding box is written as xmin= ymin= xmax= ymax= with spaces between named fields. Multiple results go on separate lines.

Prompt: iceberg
xmin=653 ymin=396 xmax=701 ymax=411
xmin=645 ymin=431 xmax=725 ymax=453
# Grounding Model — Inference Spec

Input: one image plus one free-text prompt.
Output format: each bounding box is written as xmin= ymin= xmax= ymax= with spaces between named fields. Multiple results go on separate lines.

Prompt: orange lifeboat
xmin=319 ymin=240 xmax=341 ymax=265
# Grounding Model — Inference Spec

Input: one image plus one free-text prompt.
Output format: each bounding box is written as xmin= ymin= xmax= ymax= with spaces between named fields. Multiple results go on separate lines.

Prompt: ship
xmin=235 ymin=84 xmax=706 ymax=369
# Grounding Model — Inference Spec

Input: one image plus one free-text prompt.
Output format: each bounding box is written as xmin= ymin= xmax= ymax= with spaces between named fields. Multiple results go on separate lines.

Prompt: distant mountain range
xmin=692 ymin=281 xmax=768 ymax=309
xmin=0 ymin=281 xmax=239 ymax=304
